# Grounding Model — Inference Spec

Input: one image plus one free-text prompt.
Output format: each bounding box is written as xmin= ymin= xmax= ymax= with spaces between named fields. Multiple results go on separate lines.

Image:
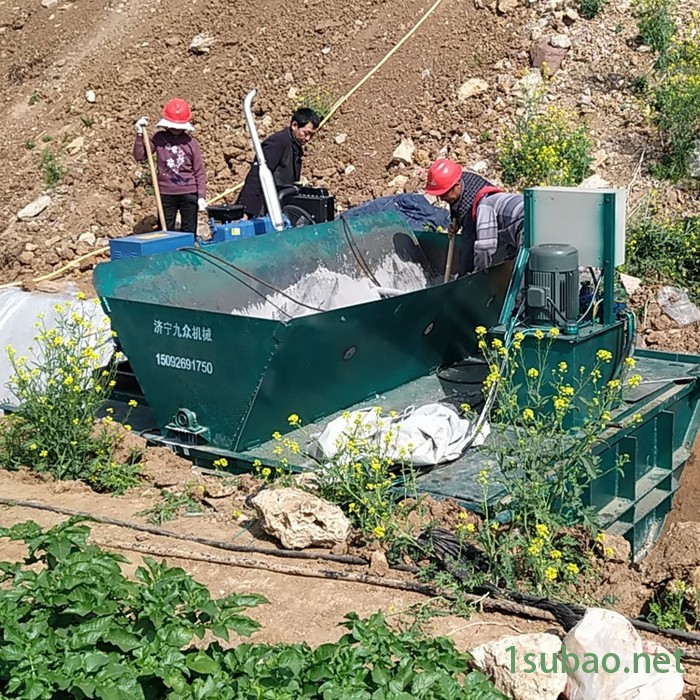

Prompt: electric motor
xmin=525 ymin=244 xmax=580 ymax=326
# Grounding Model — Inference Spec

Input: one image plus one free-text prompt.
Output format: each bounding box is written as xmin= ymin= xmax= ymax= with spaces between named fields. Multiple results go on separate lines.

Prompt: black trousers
xmin=160 ymin=192 xmax=198 ymax=234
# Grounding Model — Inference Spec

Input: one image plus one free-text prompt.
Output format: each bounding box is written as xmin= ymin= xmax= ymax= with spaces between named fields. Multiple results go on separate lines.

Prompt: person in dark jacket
xmin=425 ymin=158 xmax=524 ymax=276
xmin=236 ymin=108 xmax=320 ymax=218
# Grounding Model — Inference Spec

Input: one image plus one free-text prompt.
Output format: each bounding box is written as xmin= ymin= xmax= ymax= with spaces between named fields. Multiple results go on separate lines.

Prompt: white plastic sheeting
xmin=307 ymin=403 xmax=489 ymax=467
xmin=0 ymin=287 xmax=112 ymax=405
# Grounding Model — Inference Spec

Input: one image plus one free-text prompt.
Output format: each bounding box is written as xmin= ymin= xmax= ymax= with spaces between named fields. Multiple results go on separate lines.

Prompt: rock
xmin=530 ymin=38 xmax=568 ymax=74
xmin=458 ymin=78 xmax=489 ymax=101
xmin=17 ymin=195 xmax=51 ymax=220
xmin=388 ymin=174 xmax=409 ymax=189
xmin=578 ymin=174 xmax=610 ymax=189
xmin=344 ymin=164 xmax=356 ymax=175
xmin=689 ymin=141 xmax=700 ymax=178
xmin=470 ymin=633 xmax=566 ymax=700
xmin=18 ymin=251 xmax=35 ymax=265
xmin=35 ymin=280 xmax=68 ymax=293
xmin=421 ymin=68 xmax=431 ymax=79
xmin=287 ymin=86 xmax=298 ymax=99
xmin=335 ymin=132 xmax=347 ymax=145
xmin=251 ymin=487 xmax=351 ymax=549
xmin=369 ymin=550 xmax=389 ymax=577
xmin=164 ymin=35 xmax=180 ymax=47
xmin=550 ymin=33 xmax=572 ymax=49
xmin=315 ymin=19 xmax=336 ymax=32
xmin=41 ymin=0 xmax=58 ymax=7
xmin=78 ymin=231 xmax=97 ymax=246
xmin=471 ymin=160 xmax=488 ymax=173
xmin=591 ymin=148 xmax=608 ymax=169
xmin=391 ymin=138 xmax=415 ymax=165
xmin=513 ymin=71 xmax=543 ymax=100
xmin=321 ymin=47 xmax=331 ymax=55
xmin=563 ymin=7 xmax=578 ymax=23
xmin=283 ymin=71 xmax=294 ymax=83
xmin=85 ymin=89 xmax=96 ymax=103
xmin=497 ymin=0 xmax=518 ymax=12
xmin=189 ymin=33 xmax=214 ymax=54
xmin=65 ymin=136 xmax=84 ymax=154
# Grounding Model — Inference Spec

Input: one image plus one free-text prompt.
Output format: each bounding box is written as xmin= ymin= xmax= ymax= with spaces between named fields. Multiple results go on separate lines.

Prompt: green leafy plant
xmin=137 ymin=487 xmax=205 ymax=524
xmin=24 ymin=139 xmax=35 ymax=150
xmin=292 ymin=84 xmax=335 ymax=121
xmin=81 ymin=115 xmax=94 ymax=128
xmin=647 ymin=580 xmax=697 ymax=630
xmin=453 ymin=326 xmax=641 ymax=594
xmin=40 ymin=148 xmax=64 ymax=188
xmin=28 ymin=91 xmax=42 ymax=106
xmin=0 ymin=298 xmax=142 ymax=494
xmin=635 ymin=0 xmax=676 ymax=56
xmin=623 ymin=208 xmax=700 ymax=301
xmin=649 ymin=28 xmax=700 ymax=181
xmin=0 ymin=519 xmax=506 ymax=700
xmin=497 ymin=92 xmax=594 ymax=187
xmin=0 ymin=518 xmax=266 ymax=699
xmin=579 ymin=0 xmax=607 ymax=20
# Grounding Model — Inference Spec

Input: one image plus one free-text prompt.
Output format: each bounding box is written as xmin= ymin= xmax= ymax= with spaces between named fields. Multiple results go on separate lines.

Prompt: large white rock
xmin=458 ymin=78 xmax=489 ymax=101
xmin=470 ymin=633 xmax=566 ymax=700
xmin=17 ymin=195 xmax=51 ymax=220
xmin=392 ymin=138 xmax=415 ymax=165
xmin=251 ymin=487 xmax=351 ymax=549
xmin=562 ymin=608 xmax=684 ymax=699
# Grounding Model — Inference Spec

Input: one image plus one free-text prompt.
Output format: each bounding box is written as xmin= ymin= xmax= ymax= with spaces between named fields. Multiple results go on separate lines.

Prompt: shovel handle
xmin=443 ymin=219 xmax=458 ymax=283
xmin=141 ymin=126 xmax=167 ymax=231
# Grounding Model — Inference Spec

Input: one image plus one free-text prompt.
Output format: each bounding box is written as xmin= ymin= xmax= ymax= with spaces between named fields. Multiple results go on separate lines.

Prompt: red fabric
xmin=471 ymin=185 xmax=503 ymax=219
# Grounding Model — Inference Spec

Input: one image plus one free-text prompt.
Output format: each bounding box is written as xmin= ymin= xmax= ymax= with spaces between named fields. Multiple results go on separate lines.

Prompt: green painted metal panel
xmin=94 ymin=213 xmax=513 ymax=451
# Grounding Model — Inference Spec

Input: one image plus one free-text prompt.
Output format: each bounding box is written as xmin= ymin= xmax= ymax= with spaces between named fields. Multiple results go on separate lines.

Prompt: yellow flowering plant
xmin=497 ymin=89 xmax=594 ymax=188
xmin=0 ymin=300 xmax=141 ymax=494
xmin=456 ymin=326 xmax=642 ymax=595
xmin=274 ymin=410 xmax=421 ymax=544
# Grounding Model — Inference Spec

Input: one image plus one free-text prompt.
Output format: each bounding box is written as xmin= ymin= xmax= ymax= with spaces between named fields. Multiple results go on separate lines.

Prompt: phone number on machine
xmin=155 ymin=353 xmax=214 ymax=374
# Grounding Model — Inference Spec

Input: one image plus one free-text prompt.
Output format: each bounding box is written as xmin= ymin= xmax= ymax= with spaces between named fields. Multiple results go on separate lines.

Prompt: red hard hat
xmin=425 ymin=158 xmax=462 ymax=196
xmin=162 ymin=98 xmax=192 ymax=125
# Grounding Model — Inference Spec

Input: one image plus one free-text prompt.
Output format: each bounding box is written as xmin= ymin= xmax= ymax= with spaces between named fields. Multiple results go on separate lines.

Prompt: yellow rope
xmin=0 ymin=246 xmax=109 ymax=290
xmin=207 ymin=0 xmax=446 ymax=204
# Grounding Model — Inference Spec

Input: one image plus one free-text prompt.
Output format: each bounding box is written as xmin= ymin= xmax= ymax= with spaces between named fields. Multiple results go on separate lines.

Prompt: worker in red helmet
xmin=133 ymin=98 xmax=207 ymax=234
xmin=425 ymin=158 xmax=524 ymax=276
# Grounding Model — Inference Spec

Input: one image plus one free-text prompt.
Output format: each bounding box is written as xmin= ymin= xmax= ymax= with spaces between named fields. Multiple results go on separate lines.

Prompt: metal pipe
xmin=242 ymin=90 xmax=285 ymax=231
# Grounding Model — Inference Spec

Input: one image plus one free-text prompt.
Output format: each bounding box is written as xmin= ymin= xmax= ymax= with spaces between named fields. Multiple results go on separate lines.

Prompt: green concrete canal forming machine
xmin=94 ymin=186 xmax=700 ymax=560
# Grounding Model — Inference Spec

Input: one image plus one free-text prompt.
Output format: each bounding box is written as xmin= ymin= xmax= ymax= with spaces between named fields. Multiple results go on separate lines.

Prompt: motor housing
xmin=525 ymin=244 xmax=579 ymax=326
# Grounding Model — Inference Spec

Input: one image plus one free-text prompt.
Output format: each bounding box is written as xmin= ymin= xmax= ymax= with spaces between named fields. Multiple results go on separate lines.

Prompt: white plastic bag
xmin=307 ymin=403 xmax=488 ymax=467
xmin=657 ymin=286 xmax=700 ymax=326
xmin=562 ymin=608 xmax=683 ymax=700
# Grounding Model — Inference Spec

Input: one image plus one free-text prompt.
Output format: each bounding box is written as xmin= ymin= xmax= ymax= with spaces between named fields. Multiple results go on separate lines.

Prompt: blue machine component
xmin=207 ymin=215 xmax=289 ymax=244
xmin=109 ymin=231 xmax=195 ymax=260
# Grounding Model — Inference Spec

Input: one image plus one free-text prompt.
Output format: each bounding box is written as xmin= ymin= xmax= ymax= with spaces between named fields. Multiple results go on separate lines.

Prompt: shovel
xmin=443 ymin=217 xmax=458 ymax=283
xmin=141 ymin=125 xmax=167 ymax=231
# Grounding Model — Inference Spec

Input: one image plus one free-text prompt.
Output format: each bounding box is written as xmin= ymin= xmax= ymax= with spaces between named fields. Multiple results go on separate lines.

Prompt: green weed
xmin=647 ymin=580 xmax=697 ymax=630
xmin=40 ymin=148 xmax=64 ymax=188
xmin=28 ymin=91 xmax=41 ymax=106
xmin=579 ymin=0 xmax=607 ymax=20
xmin=137 ymin=487 xmax=205 ymax=524
xmin=623 ymin=208 xmax=700 ymax=301
xmin=0 ymin=299 xmax=142 ymax=494
xmin=292 ymin=84 xmax=335 ymax=121
xmin=24 ymin=139 xmax=35 ymax=150
xmin=635 ymin=0 xmax=676 ymax=56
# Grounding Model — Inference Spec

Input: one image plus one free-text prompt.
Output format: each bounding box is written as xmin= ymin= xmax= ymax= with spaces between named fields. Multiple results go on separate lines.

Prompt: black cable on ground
xmin=423 ymin=527 xmax=700 ymax=646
